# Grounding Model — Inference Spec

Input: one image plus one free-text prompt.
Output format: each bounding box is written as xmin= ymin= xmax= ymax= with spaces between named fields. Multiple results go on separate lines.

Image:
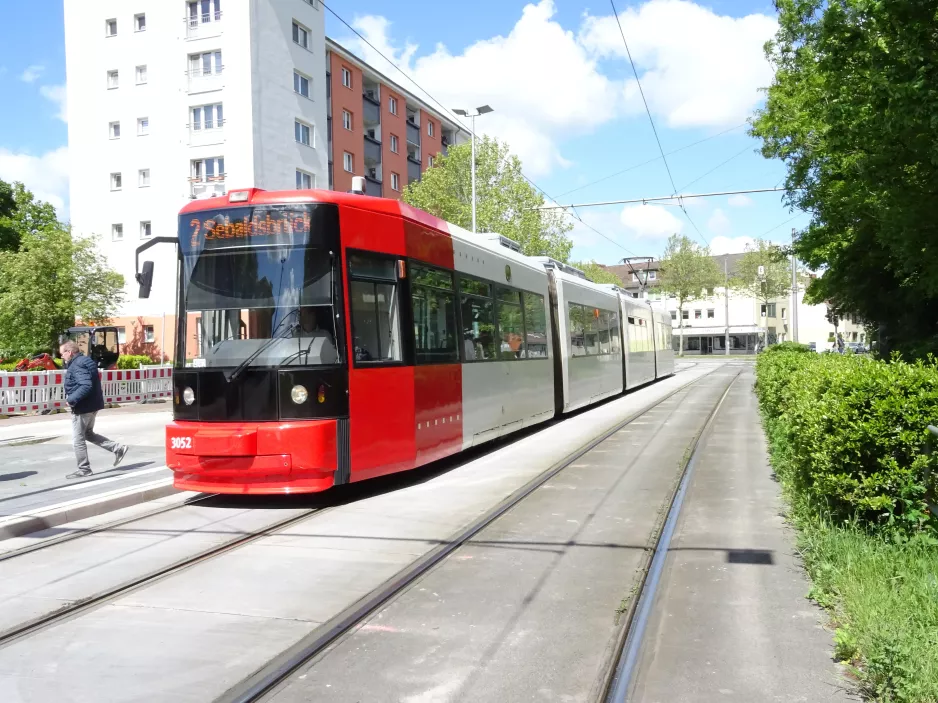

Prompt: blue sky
xmin=0 ymin=0 xmax=808 ymax=264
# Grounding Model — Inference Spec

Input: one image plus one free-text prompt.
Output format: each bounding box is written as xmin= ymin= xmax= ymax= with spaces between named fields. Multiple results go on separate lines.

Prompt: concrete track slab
xmin=264 ymin=371 xmax=737 ymax=703
xmin=628 ymin=368 xmax=854 ymax=703
xmin=0 ymin=365 xmax=723 ymax=702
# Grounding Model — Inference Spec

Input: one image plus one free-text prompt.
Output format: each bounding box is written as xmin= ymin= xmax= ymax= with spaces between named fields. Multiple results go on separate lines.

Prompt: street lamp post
xmin=452 ymin=105 xmax=493 ymax=234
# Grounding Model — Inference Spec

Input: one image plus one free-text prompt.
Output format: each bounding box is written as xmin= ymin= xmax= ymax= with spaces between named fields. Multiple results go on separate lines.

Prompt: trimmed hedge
xmin=116 ymin=355 xmax=161 ymax=369
xmin=755 ymin=351 xmax=938 ymax=534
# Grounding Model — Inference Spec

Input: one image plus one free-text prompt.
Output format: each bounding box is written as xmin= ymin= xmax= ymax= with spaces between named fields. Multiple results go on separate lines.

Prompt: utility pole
xmin=724 ymin=254 xmax=730 ymax=355
xmin=791 ymin=227 xmax=799 ymax=343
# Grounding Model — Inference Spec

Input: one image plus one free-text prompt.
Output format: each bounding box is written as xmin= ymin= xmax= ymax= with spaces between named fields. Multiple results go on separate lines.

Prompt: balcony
xmin=363 ymin=98 xmax=380 ymax=127
xmin=406 ymin=121 xmax=420 ymax=146
xmin=188 ymin=67 xmax=224 ymax=94
xmin=364 ymin=176 xmax=382 ymax=198
xmin=190 ymin=176 xmax=226 ymax=199
xmin=407 ymin=157 xmax=421 ymax=184
xmin=188 ymin=122 xmax=225 ymax=147
xmin=364 ymin=136 xmax=382 ymax=166
xmin=185 ymin=12 xmax=222 ymax=40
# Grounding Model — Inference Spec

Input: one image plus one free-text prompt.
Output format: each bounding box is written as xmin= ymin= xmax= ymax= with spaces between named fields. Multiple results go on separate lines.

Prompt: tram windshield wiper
xmin=225 ymin=309 xmax=300 ymax=383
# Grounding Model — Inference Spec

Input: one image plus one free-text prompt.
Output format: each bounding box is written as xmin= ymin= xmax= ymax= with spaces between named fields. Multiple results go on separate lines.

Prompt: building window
xmin=137 ymin=117 xmax=149 ymax=136
xmin=110 ymin=173 xmax=122 ymax=191
xmin=762 ymin=302 xmax=777 ymax=317
xmin=191 ymin=157 xmax=225 ymax=182
xmin=190 ymin=51 xmax=222 ymax=77
xmin=144 ymin=325 xmax=155 ymax=343
xmin=389 ymin=96 xmax=398 ymax=115
xmin=117 ymin=327 xmax=127 ymax=344
xmin=343 ymin=152 xmax=353 ymax=173
xmin=140 ymin=221 xmax=152 ymax=239
xmin=295 ymin=120 xmax=312 ymax=146
xmin=188 ymin=0 xmax=221 ymax=25
xmin=648 ymin=270 xmax=657 ymax=280
xmin=342 ymin=110 xmax=352 ymax=130
xmin=303 ymin=0 xmax=319 ymax=8
xmin=292 ymin=22 xmax=309 ymax=49
xmin=107 ymin=70 xmax=119 ymax=89
xmin=135 ymin=13 xmax=146 ymax=31
xmin=192 ymin=104 xmax=223 ymax=131
xmin=136 ymin=65 xmax=148 ymax=85
xmin=707 ymin=308 xmax=715 ymax=319
xmin=109 ymin=121 xmax=120 ymax=139
xmin=390 ymin=134 xmax=399 ymax=153
xmin=781 ymin=307 xmax=787 ymax=319
xmin=293 ymin=71 xmax=310 ymax=98
xmin=341 ymin=67 xmax=351 ymax=88
xmin=105 ymin=19 xmax=117 ymax=37
xmin=391 ymin=172 xmax=400 ymax=191
xmin=694 ymin=309 xmax=702 ymax=319
xmin=428 ymin=155 xmax=434 ymax=168
xmin=682 ymin=309 xmax=689 ymax=320
xmin=670 ymin=310 xmax=677 ymax=320
xmin=138 ymin=169 xmax=150 ymax=187
xmin=295 ymin=170 xmax=313 ymax=189
xmin=111 ymin=224 xmax=123 ymax=241
xmin=428 ymin=121 xmax=434 ymax=137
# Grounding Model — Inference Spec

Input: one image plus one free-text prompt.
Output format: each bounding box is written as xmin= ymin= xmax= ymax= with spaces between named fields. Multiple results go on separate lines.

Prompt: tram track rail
xmin=216 ymin=368 xmax=732 ymax=703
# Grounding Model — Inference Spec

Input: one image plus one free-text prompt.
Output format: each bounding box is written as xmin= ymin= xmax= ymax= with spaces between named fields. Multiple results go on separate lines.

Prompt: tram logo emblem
xmin=505 ymin=265 xmax=512 ymax=283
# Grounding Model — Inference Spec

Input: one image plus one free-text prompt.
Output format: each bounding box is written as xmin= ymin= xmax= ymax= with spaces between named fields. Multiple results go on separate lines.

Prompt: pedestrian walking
xmin=59 ymin=340 xmax=129 ymax=479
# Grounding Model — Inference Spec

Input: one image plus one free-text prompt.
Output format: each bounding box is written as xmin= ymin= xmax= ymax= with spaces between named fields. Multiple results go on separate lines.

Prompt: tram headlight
xmin=291 ymin=384 xmax=309 ymax=405
xmin=182 ymin=387 xmax=195 ymax=406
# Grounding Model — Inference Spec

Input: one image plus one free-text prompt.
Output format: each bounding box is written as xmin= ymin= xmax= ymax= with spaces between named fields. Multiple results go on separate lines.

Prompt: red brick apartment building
xmin=326 ymin=39 xmax=467 ymax=198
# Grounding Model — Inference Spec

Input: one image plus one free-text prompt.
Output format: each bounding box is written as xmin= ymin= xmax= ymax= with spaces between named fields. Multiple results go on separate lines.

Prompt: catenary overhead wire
xmin=321 ymin=0 xmax=637 ymax=258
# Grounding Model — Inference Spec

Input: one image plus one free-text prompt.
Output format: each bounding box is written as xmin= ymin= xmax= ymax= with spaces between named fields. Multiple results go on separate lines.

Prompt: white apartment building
xmin=64 ymin=0 xmax=328 ymax=356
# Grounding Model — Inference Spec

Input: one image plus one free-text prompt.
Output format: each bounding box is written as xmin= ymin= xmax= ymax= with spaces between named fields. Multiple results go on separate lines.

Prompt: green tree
xmin=0 ymin=179 xmax=19 ymax=252
xmin=571 ymin=260 xmax=623 ymax=286
xmin=0 ymin=186 xmax=124 ymax=357
xmin=750 ymin=0 xmax=938 ymax=357
xmin=403 ymin=136 xmax=573 ymax=261
xmin=731 ymin=239 xmax=791 ymax=347
xmin=657 ymin=234 xmax=720 ymax=355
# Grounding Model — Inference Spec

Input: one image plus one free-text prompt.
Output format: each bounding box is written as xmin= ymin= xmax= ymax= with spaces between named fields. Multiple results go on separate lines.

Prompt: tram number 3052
xmin=170 ymin=436 xmax=193 ymax=450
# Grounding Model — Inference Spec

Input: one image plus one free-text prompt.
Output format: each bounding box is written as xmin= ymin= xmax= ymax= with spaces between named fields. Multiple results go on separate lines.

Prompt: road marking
xmin=55 ymin=466 xmax=170 ymax=491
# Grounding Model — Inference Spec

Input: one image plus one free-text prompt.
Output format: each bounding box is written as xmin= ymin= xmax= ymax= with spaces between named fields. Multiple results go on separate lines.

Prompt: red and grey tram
xmin=146 ymin=188 xmax=674 ymax=494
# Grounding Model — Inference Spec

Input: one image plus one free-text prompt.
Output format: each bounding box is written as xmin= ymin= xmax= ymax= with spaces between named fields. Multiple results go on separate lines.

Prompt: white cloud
xmin=707 ymin=207 xmax=731 ymax=236
xmin=709 ymin=235 xmax=754 ymax=255
xmin=39 ymin=84 xmax=67 ymax=122
xmin=620 ymin=203 xmax=684 ymax=239
xmin=727 ymin=193 xmax=753 ymax=207
xmin=20 ymin=65 xmax=45 ymax=83
xmin=578 ymin=0 xmax=777 ymax=127
xmin=0 ymin=146 xmax=69 ymax=215
xmin=341 ymin=1 xmax=624 ymax=176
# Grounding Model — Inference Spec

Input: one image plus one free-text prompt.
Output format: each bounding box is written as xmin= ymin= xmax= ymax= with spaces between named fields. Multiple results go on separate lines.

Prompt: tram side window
xmin=523 ymin=292 xmax=548 ymax=358
xmin=569 ymin=303 xmax=587 ymax=356
xmin=348 ymin=254 xmax=402 ymax=364
xmin=411 ymin=264 xmax=458 ymax=364
xmin=460 ymin=277 xmax=496 ymax=361
xmin=609 ymin=311 xmax=621 ymax=354
xmin=496 ymin=287 xmax=524 ymax=360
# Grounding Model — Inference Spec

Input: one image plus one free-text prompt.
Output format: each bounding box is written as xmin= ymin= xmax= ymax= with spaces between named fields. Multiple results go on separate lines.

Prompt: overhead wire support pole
xmin=534 ymin=187 xmax=788 ymax=211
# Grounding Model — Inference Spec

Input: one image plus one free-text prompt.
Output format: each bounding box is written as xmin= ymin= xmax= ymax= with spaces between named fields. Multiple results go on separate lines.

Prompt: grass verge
xmin=766 ymin=420 xmax=938 ymax=702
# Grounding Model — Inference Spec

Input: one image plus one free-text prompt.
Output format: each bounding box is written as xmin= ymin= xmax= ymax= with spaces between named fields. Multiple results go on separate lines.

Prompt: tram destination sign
xmin=184 ymin=206 xmax=312 ymax=252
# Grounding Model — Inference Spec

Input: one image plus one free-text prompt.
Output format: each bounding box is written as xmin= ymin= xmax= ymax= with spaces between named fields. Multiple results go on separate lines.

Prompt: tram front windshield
xmin=178 ymin=204 xmax=339 ymax=370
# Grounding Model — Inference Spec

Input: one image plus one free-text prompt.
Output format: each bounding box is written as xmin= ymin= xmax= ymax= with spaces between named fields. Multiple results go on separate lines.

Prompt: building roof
xmin=326 ymin=38 xmax=469 ymax=137
xmin=602 ymin=252 xmax=748 ymax=289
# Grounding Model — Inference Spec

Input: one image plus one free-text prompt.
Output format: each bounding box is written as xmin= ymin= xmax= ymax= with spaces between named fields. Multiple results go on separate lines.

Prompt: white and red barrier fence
xmin=0 ymin=366 xmax=173 ymax=415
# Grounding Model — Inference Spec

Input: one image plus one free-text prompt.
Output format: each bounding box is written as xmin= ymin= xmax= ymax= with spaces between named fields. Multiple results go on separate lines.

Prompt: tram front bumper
xmin=165 ymin=420 xmax=338 ymax=495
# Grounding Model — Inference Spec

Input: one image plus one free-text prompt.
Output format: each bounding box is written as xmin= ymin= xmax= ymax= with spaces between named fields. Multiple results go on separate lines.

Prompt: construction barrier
xmin=0 ymin=366 xmax=173 ymax=415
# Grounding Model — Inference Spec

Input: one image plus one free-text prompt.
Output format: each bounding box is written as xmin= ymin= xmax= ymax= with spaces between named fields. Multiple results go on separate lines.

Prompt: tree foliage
xmin=402 ymin=136 xmax=573 ymax=262
xmin=750 ymin=0 xmax=938 ymax=357
xmin=657 ymin=235 xmax=721 ymax=354
xmin=571 ymin=261 xmax=622 ymax=286
xmin=0 ymin=179 xmax=19 ymax=252
xmin=731 ymin=239 xmax=791 ymax=305
xmin=0 ymin=183 xmax=124 ymax=356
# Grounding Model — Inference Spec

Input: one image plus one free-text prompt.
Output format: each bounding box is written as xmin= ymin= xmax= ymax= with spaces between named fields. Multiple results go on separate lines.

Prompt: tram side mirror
xmin=136 ymin=261 xmax=154 ymax=299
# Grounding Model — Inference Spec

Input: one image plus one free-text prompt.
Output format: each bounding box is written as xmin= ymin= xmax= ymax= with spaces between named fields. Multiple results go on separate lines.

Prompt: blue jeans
xmin=71 ymin=411 xmax=120 ymax=472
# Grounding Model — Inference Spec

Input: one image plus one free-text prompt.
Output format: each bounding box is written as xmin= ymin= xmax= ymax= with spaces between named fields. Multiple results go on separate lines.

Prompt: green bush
xmin=116 ymin=354 xmax=159 ymax=369
xmin=763 ymin=341 xmax=813 ymax=355
xmin=756 ymin=351 xmax=938 ymax=533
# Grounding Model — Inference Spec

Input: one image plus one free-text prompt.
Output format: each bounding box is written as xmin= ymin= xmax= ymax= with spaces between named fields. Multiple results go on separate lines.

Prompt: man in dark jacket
xmin=60 ymin=340 xmax=129 ymax=479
